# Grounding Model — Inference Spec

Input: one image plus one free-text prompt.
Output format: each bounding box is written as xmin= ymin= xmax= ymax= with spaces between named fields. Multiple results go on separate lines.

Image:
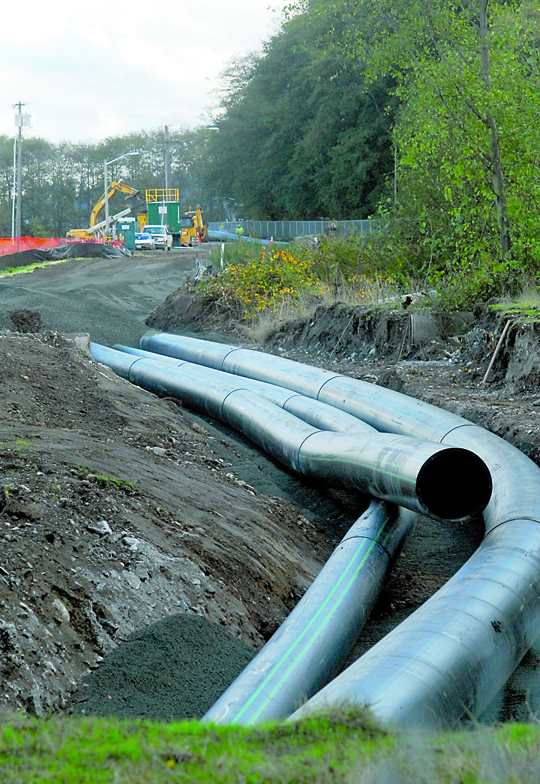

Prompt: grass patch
xmin=77 ymin=466 xmax=136 ymax=492
xmin=0 ymin=257 xmax=86 ymax=277
xmin=1 ymin=711 xmax=540 ymax=783
xmin=491 ymin=285 xmax=540 ymax=318
xmin=0 ymin=709 xmax=385 ymax=783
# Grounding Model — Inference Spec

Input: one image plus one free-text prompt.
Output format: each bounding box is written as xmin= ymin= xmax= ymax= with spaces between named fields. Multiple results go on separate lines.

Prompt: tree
xmin=294 ymin=0 xmax=539 ymax=263
xmin=204 ymin=9 xmax=396 ymax=219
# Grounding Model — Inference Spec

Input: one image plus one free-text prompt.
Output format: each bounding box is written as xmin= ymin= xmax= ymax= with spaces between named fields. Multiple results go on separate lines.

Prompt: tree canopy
xmin=0 ymin=127 xmax=222 ymax=237
xmin=204 ymin=8 xmax=397 ymax=219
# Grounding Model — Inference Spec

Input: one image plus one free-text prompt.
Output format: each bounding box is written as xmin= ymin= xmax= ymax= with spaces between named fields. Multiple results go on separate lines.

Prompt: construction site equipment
xmin=180 ymin=207 xmax=208 ymax=246
xmin=145 ymin=189 xmax=208 ymax=247
xmin=67 ymin=182 xmax=141 ymax=241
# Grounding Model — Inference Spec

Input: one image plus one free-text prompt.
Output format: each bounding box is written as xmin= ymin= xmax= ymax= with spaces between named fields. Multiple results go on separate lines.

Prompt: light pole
xmin=104 ymin=151 xmax=138 ymax=239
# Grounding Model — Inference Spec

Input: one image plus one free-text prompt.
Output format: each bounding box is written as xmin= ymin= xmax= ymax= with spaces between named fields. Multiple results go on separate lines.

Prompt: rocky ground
xmin=1 ymin=245 xmax=540 ymax=723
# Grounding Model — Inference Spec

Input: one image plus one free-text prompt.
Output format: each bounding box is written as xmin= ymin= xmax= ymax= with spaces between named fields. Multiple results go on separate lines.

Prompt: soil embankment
xmin=1 ymin=248 xmax=540 ymax=722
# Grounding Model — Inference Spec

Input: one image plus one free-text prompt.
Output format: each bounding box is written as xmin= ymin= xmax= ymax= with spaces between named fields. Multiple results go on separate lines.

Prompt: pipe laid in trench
xmin=138 ymin=333 xmax=540 ymax=728
xmin=112 ymin=344 xmax=376 ymax=436
xmin=91 ymin=344 xmax=491 ymax=523
xmin=202 ymin=501 xmax=416 ymax=725
xmin=96 ymin=343 xmax=419 ymax=722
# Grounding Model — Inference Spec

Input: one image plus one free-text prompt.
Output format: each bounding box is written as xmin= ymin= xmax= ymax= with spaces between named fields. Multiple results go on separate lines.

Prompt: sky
xmin=0 ymin=0 xmax=282 ymax=145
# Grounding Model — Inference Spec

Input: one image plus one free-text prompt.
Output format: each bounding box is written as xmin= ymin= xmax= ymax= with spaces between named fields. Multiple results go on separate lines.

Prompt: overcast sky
xmin=1 ymin=0 xmax=282 ymax=145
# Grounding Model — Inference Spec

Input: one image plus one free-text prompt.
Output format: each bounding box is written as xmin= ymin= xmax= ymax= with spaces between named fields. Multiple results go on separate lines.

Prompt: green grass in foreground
xmin=0 ymin=710 xmax=540 ymax=783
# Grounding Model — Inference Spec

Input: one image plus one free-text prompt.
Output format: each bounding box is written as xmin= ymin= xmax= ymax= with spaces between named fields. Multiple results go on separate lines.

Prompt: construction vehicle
xmin=179 ymin=207 xmax=208 ymax=246
xmin=67 ymin=182 xmax=143 ymax=241
xmin=145 ymin=189 xmax=208 ymax=247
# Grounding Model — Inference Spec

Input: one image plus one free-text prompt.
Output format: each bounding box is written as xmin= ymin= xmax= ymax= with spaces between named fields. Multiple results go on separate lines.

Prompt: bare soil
xmin=1 ymin=246 xmax=540 ymax=723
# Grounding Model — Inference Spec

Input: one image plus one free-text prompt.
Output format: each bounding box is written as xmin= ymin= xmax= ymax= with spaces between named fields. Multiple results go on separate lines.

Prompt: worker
xmin=235 ymin=225 xmax=244 ymax=241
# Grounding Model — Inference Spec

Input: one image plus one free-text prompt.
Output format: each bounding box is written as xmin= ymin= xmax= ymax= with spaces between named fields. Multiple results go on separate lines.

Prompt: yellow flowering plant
xmin=199 ymin=247 xmax=323 ymax=319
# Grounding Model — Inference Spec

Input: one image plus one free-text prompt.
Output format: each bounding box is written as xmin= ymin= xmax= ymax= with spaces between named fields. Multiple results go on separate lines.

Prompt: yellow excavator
xmin=67 ymin=182 xmax=140 ymax=240
xmin=179 ymin=206 xmax=208 ymax=246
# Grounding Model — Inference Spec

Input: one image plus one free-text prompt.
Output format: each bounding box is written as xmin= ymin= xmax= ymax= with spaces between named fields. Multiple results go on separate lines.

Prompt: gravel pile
xmin=70 ymin=614 xmax=256 ymax=721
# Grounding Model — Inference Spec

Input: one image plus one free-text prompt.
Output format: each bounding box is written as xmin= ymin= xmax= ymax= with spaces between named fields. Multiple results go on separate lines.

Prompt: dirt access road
xmin=0 ymin=245 xmax=538 ymax=723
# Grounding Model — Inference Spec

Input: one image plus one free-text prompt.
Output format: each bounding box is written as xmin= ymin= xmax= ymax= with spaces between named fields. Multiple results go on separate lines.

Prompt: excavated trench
xmin=2 ymin=250 xmax=540 ymax=723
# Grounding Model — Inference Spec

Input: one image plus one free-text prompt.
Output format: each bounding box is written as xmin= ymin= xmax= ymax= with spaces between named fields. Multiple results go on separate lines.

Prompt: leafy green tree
xmin=293 ymin=0 xmax=540 ymax=266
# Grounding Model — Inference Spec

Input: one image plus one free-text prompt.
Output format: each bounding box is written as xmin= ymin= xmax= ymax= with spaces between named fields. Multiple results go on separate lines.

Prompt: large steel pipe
xmin=139 ymin=333 xmax=469 ymax=440
xmin=112 ymin=344 xmax=376 ymax=437
xmin=94 ymin=343 xmax=421 ymax=723
xmin=138 ymin=334 xmax=540 ymax=728
xmin=203 ymin=502 xmax=416 ymax=725
xmin=91 ymin=344 xmax=491 ymax=523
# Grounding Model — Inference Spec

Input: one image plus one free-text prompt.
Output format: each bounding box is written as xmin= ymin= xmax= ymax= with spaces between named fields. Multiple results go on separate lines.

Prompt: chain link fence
xmin=207 ymin=219 xmax=379 ymax=241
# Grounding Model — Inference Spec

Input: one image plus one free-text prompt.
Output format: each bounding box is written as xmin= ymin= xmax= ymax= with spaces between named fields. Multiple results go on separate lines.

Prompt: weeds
xmin=76 ymin=466 xmax=136 ymax=492
xmin=351 ymin=724 xmax=540 ymax=784
xmin=200 ymin=246 xmax=324 ymax=319
xmin=492 ymin=282 xmax=540 ymax=317
xmin=198 ymin=228 xmax=540 ymax=332
xmin=0 ymin=711 xmax=539 ymax=783
xmin=200 ymin=238 xmax=408 ymax=328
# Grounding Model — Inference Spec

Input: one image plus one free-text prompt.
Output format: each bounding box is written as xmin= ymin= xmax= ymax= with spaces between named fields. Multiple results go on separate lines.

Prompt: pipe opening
xmin=417 ymin=448 xmax=492 ymax=522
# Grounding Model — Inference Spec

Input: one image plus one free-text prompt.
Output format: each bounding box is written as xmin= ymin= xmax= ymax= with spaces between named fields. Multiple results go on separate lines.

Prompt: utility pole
xmin=11 ymin=137 xmax=17 ymax=241
xmin=164 ymin=125 xmax=171 ymax=193
xmin=12 ymin=102 xmax=30 ymax=241
xmin=104 ymin=151 xmax=139 ymax=240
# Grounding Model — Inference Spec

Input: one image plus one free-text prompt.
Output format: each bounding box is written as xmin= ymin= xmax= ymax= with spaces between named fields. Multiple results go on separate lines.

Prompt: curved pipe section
xmin=113 ymin=344 xmax=376 ymax=437
xmin=203 ymin=502 xmax=416 ymax=725
xmin=96 ymin=343 xmax=421 ymax=723
xmin=138 ymin=334 xmax=540 ymax=728
xmin=139 ymin=333 xmax=469 ymax=439
xmin=92 ymin=344 xmax=491 ymax=523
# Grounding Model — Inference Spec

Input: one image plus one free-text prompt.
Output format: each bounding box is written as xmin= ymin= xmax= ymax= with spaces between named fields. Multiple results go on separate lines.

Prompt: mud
xmin=2 ymin=249 xmax=540 ymax=723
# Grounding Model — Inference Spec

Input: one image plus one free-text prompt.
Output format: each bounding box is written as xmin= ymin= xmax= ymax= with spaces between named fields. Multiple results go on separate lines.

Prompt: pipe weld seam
xmin=126 ymin=357 xmax=144 ymax=381
xmin=315 ymin=374 xmax=349 ymax=401
xmin=294 ymin=430 xmax=324 ymax=473
xmin=484 ymin=516 xmax=540 ymax=537
xmin=339 ymin=534 xmax=393 ymax=562
xmin=440 ymin=422 xmax=483 ymax=444
xmin=221 ymin=347 xmax=242 ymax=371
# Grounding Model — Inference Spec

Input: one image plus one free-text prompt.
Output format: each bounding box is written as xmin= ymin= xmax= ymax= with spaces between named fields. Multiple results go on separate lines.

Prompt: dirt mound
xmin=0 ymin=244 xmax=129 ymax=271
xmin=146 ymin=286 xmax=250 ymax=342
xmin=0 ymin=329 xmax=333 ymax=717
xmin=8 ymin=309 xmax=43 ymax=333
xmin=70 ymin=614 xmax=256 ymax=721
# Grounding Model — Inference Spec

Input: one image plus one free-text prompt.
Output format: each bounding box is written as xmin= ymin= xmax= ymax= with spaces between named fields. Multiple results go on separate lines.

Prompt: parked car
xmin=135 ymin=232 xmax=156 ymax=251
xmin=142 ymin=225 xmax=173 ymax=251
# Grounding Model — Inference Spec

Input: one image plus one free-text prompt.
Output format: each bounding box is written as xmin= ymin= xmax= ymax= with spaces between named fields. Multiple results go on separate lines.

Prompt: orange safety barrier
xmin=0 ymin=237 xmax=67 ymax=257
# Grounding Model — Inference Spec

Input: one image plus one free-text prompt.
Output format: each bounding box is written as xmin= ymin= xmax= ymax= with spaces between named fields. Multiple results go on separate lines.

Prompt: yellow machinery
xmin=67 ymin=182 xmax=140 ymax=240
xmin=144 ymin=190 xmax=208 ymax=247
xmin=180 ymin=207 xmax=208 ymax=246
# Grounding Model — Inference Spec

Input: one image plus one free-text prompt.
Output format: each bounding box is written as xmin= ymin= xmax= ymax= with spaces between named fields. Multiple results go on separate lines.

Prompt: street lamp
xmin=104 ymin=151 xmax=138 ymax=239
